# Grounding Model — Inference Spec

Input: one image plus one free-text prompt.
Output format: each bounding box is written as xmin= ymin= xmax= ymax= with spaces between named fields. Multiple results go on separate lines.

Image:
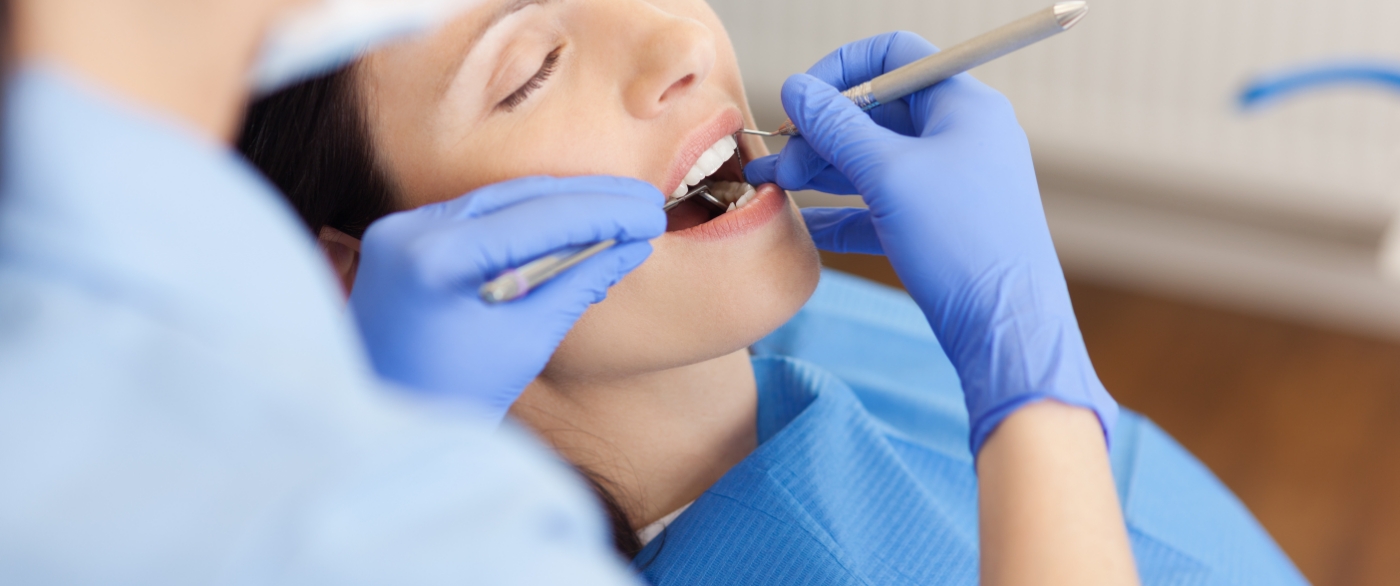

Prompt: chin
xmin=544 ymin=131 xmax=821 ymax=380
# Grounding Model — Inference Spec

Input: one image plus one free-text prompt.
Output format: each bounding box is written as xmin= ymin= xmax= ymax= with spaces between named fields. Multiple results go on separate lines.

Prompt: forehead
xmin=360 ymin=0 xmax=552 ymax=98
xmin=455 ymin=0 xmax=559 ymax=57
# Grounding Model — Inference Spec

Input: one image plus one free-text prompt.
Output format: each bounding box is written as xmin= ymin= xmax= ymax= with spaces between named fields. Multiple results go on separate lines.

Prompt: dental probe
xmin=479 ymin=185 xmax=720 ymax=304
xmin=743 ymin=1 xmax=1090 ymax=138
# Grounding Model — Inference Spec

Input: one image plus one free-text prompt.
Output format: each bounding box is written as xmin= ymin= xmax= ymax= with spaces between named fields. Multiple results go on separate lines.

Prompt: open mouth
xmin=664 ymin=133 xmax=757 ymax=233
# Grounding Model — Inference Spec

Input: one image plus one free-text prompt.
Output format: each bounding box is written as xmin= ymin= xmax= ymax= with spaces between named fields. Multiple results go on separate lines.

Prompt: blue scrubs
xmin=0 ymin=66 xmax=637 ymax=585
xmin=637 ymin=270 xmax=1307 ymax=585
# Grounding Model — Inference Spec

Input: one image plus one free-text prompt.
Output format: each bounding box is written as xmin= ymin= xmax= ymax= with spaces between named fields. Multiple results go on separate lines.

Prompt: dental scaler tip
xmin=1054 ymin=1 xmax=1090 ymax=28
xmin=744 ymin=1 xmax=1090 ymax=138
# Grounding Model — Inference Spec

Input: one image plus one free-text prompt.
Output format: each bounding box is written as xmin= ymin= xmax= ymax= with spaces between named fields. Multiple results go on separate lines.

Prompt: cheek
xmin=403 ymin=85 xmax=643 ymax=206
xmin=543 ymin=202 xmax=821 ymax=380
xmin=491 ymin=136 xmax=655 ymax=200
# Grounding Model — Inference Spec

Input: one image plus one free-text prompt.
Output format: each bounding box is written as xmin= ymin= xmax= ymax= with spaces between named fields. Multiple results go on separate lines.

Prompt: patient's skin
xmin=356 ymin=0 xmax=822 ymax=526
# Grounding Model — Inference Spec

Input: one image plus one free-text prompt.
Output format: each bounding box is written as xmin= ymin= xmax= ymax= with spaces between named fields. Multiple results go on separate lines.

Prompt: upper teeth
xmin=671 ymin=135 xmax=738 ymax=199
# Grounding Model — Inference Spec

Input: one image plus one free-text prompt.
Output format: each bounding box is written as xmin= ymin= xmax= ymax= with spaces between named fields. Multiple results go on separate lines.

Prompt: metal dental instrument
xmin=479 ymin=185 xmax=720 ymax=304
xmin=742 ymin=1 xmax=1090 ymax=138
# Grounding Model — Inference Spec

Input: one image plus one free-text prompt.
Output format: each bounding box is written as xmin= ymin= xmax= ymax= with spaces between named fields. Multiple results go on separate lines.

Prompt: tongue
xmin=665 ymin=198 xmax=713 ymax=232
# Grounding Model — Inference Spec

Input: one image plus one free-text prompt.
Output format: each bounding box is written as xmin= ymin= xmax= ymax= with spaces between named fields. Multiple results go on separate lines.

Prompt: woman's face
xmin=358 ymin=0 xmax=820 ymax=380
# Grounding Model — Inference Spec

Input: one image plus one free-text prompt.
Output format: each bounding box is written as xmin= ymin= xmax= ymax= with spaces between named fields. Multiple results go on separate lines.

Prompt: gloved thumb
xmin=744 ymin=144 xmax=860 ymax=195
xmin=801 ymin=207 xmax=884 ymax=255
xmin=780 ymin=74 xmax=899 ymax=182
xmin=522 ymin=241 xmax=653 ymax=310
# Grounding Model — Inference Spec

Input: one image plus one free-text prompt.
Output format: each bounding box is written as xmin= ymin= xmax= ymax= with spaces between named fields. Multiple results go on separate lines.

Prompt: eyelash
xmin=498 ymin=47 xmax=562 ymax=112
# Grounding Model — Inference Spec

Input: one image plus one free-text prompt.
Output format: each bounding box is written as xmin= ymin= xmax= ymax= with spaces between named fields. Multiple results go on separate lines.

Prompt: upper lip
xmin=662 ymin=108 xmax=745 ymax=198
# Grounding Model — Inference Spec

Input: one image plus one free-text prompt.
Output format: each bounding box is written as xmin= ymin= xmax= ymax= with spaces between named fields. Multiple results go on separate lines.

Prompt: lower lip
xmin=666 ymin=183 xmax=787 ymax=242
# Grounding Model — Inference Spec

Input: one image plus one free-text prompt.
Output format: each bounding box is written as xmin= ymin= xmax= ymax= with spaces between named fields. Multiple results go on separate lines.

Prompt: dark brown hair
xmin=237 ymin=66 xmax=397 ymax=239
xmin=581 ymin=470 xmax=647 ymax=559
xmin=236 ymin=65 xmax=649 ymax=560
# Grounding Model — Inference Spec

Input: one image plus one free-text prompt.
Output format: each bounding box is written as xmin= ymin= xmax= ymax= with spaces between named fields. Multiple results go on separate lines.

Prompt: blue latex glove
xmin=746 ymin=32 xmax=1117 ymax=454
xmin=350 ymin=176 xmax=666 ymax=423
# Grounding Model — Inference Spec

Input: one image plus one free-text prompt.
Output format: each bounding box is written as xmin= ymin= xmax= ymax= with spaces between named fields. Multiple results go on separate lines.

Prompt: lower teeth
xmin=664 ymin=181 xmax=757 ymax=216
xmin=707 ymin=181 xmax=756 ymax=210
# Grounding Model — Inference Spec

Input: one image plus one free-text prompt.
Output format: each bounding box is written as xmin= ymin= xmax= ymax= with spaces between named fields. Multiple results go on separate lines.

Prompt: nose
xmin=619 ymin=5 xmax=716 ymax=119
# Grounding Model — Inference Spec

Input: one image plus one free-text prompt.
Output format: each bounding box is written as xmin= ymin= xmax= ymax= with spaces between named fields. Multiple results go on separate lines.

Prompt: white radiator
xmin=711 ymin=0 xmax=1400 ymax=337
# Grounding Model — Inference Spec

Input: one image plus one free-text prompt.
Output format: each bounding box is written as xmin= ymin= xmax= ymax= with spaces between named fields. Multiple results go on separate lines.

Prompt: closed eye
xmin=498 ymin=47 xmax=562 ymax=112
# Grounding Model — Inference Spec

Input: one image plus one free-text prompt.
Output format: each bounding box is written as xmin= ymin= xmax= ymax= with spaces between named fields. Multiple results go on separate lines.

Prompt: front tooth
xmin=683 ymin=166 xmax=706 ymax=187
xmin=711 ymin=137 xmax=736 ymax=162
xmin=735 ymin=187 xmax=757 ymax=209
xmin=679 ymin=136 xmax=742 ymax=192
xmin=696 ymin=150 xmax=723 ymax=177
xmin=671 ymin=184 xmax=688 ymax=199
xmin=716 ymin=135 xmax=737 ymax=158
xmin=708 ymin=142 xmax=737 ymax=174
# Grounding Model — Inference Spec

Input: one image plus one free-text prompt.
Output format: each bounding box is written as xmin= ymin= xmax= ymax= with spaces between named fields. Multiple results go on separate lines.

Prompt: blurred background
xmin=708 ymin=0 xmax=1400 ymax=584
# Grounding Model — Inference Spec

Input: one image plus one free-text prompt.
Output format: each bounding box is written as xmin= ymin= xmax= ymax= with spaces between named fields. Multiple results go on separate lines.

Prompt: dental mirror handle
xmin=479 ymin=186 xmax=706 ymax=304
xmin=479 ymin=240 xmax=618 ymax=304
xmin=745 ymin=1 xmax=1089 ymax=137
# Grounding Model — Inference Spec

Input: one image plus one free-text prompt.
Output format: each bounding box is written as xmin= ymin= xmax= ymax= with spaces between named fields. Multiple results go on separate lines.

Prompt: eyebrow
xmin=440 ymin=0 xmax=557 ymax=88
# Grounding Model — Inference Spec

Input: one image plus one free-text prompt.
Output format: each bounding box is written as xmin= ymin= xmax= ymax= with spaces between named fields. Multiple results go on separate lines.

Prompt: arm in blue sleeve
xmin=0 ymin=65 xmax=637 ymax=586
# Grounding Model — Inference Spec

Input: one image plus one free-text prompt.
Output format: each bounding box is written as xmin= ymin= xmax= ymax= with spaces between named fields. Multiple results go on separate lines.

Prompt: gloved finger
xmin=802 ymin=32 xmax=934 ymax=137
xmin=801 ymin=167 xmax=864 ymax=195
xmin=515 ymin=240 xmax=652 ymax=310
xmin=464 ymin=175 xmax=663 ymax=217
xmin=867 ymin=99 xmax=916 ymax=138
xmin=772 ymin=138 xmax=860 ymax=194
xmin=743 ymin=155 xmax=779 ymax=186
xmin=781 ymin=74 xmax=900 ymax=182
xmin=419 ymin=193 xmax=666 ymax=287
xmin=804 ymin=31 xmax=940 ymax=90
xmin=745 ymin=152 xmax=858 ymax=196
xmin=427 ymin=175 xmax=664 ymax=219
xmin=904 ymin=73 xmax=1021 ymax=140
xmin=801 ymin=207 xmax=884 ymax=255
xmin=772 ymin=137 xmax=827 ymax=189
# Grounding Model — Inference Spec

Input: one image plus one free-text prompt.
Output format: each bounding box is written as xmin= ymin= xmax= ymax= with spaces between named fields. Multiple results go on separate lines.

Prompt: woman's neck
xmin=511 ymin=348 xmax=759 ymax=528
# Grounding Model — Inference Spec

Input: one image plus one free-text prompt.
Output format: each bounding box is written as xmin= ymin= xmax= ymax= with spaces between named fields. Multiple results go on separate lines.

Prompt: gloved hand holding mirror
xmin=350 ymin=176 xmax=666 ymax=424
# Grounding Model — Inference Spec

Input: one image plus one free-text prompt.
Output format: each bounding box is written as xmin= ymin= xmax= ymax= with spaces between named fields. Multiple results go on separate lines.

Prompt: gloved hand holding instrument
xmin=746 ymin=31 xmax=1117 ymax=455
xmin=349 ymin=176 xmax=667 ymax=424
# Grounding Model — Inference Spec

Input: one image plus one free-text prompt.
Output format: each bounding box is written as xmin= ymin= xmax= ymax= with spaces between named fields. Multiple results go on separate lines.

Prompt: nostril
xmin=661 ymin=74 xmax=698 ymax=103
xmin=624 ymin=17 xmax=715 ymax=118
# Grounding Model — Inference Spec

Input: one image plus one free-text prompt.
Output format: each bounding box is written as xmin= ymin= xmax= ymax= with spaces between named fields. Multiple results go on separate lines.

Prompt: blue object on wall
xmin=1240 ymin=62 xmax=1400 ymax=109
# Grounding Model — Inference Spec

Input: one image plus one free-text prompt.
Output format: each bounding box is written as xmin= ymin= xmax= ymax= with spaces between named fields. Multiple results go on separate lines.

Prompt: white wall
xmin=711 ymin=0 xmax=1400 ymax=337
